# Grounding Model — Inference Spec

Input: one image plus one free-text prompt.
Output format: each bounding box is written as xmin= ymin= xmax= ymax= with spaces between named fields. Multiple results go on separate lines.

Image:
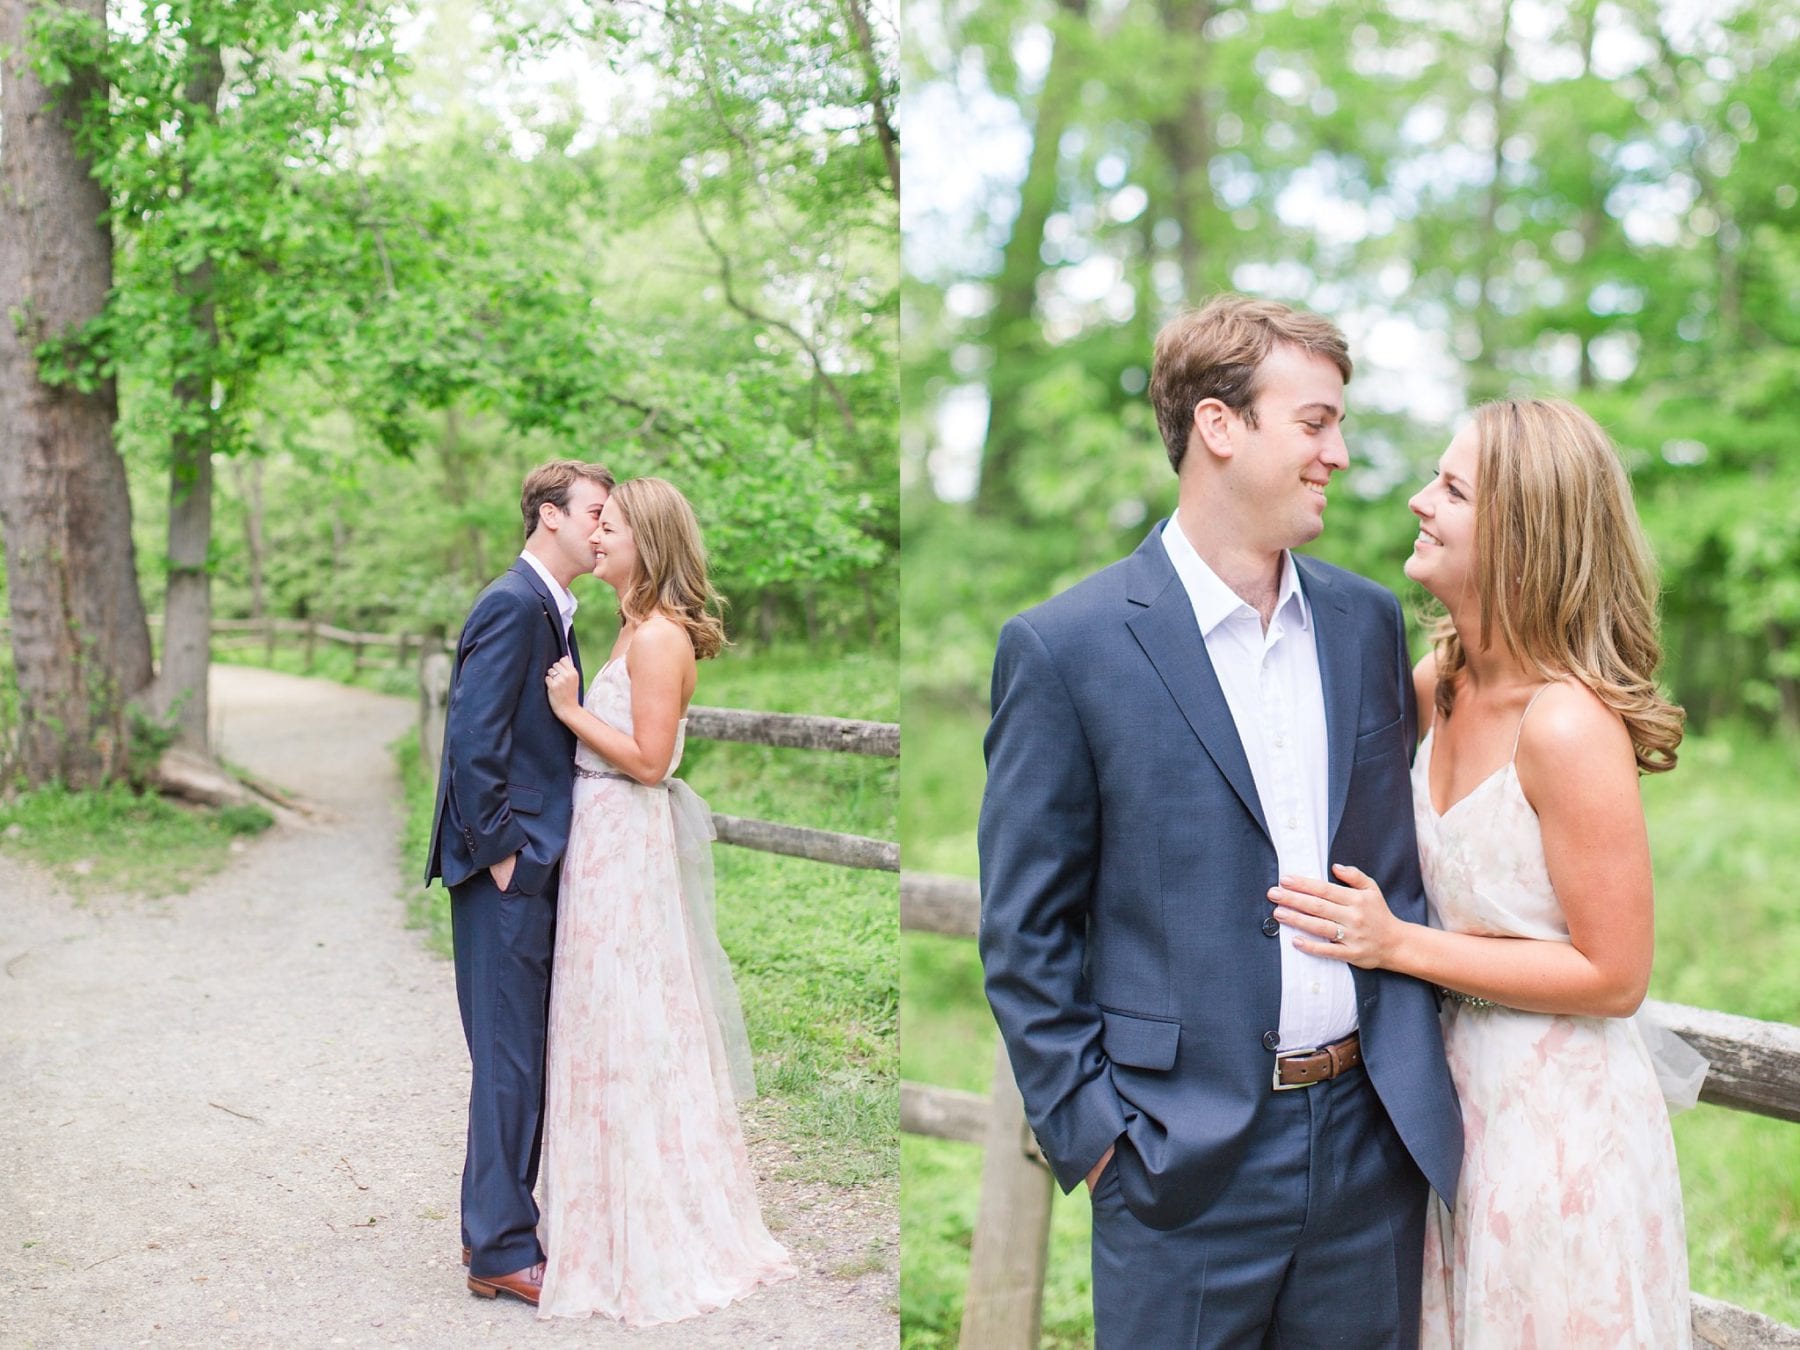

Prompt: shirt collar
xmin=1160 ymin=513 xmax=1310 ymax=637
xmin=519 ymin=548 xmax=578 ymax=624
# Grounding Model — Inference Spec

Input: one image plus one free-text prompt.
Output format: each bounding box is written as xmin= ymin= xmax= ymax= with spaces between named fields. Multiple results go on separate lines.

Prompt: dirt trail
xmin=0 ymin=665 xmax=896 ymax=1348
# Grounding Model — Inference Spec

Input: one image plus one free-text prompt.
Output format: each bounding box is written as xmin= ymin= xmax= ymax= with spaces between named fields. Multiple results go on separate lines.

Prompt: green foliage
xmin=14 ymin=0 xmax=896 ymax=661
xmin=0 ymin=783 xmax=272 ymax=899
xmin=392 ymin=730 xmax=451 ymax=955
xmin=907 ymin=0 xmax=1800 ymax=727
xmin=124 ymin=703 xmax=181 ymax=790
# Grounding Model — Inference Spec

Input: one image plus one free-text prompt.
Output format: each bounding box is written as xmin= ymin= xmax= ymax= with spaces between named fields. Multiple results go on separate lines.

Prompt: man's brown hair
xmin=1148 ymin=295 xmax=1352 ymax=473
xmin=520 ymin=460 xmax=615 ymax=539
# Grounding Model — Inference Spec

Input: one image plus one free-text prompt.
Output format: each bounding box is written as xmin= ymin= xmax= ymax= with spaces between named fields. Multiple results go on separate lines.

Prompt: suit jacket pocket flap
xmin=1101 ymin=1009 xmax=1180 ymax=1071
xmin=506 ymin=783 xmax=544 ymax=815
xmin=1352 ymin=714 xmax=1404 ymax=761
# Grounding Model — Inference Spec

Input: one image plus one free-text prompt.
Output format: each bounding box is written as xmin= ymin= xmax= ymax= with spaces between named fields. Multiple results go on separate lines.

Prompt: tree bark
xmin=1470 ymin=0 xmax=1515 ymax=401
xmin=1575 ymin=0 xmax=1601 ymax=391
xmin=0 ymin=0 xmax=156 ymax=788
xmin=1151 ymin=0 xmax=1218 ymax=299
xmin=842 ymin=0 xmax=898 ymax=199
xmin=232 ymin=458 xmax=268 ymax=620
xmin=975 ymin=0 xmax=1091 ymax=518
xmin=153 ymin=38 xmax=226 ymax=753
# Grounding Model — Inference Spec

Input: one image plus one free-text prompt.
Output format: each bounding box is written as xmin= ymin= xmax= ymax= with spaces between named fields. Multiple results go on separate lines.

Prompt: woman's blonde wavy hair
xmin=609 ymin=477 xmax=728 ymax=661
xmin=1428 ymin=398 xmax=1683 ymax=774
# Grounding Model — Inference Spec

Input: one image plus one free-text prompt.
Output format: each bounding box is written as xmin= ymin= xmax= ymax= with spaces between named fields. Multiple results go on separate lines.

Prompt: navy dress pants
xmin=1091 ymin=1065 xmax=1428 ymax=1349
xmin=450 ymin=867 xmax=557 ymax=1278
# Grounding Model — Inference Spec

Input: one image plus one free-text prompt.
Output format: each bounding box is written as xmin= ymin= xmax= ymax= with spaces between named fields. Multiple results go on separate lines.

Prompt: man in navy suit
xmin=426 ymin=459 xmax=613 ymax=1305
xmin=978 ymin=297 xmax=1461 ymax=1347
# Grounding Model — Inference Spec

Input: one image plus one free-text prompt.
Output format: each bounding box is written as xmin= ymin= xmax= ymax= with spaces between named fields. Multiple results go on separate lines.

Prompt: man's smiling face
xmin=1221 ymin=342 xmax=1350 ymax=554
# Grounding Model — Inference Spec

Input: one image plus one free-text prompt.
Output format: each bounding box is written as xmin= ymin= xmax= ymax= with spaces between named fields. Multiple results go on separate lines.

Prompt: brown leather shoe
xmin=461 ymin=1245 xmax=471 ymax=1266
xmin=467 ymin=1261 xmax=543 ymax=1306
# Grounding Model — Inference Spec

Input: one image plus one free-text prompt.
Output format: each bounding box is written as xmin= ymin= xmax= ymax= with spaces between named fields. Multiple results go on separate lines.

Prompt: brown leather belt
xmin=1273 ymin=1032 xmax=1362 ymax=1091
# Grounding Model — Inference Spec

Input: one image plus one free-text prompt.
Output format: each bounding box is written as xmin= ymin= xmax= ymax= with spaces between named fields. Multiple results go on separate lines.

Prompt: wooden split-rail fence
xmin=153 ymin=613 xmax=894 ymax=872
xmin=901 ymin=870 xmax=1800 ymax=1350
xmin=156 ymin=613 xmax=437 ymax=678
xmin=416 ymin=645 xmax=898 ymax=873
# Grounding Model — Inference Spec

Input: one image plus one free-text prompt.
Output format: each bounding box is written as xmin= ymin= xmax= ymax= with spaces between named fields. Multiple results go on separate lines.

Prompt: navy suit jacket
xmin=425 ymin=559 xmax=581 ymax=898
xmin=978 ymin=524 xmax=1462 ymax=1231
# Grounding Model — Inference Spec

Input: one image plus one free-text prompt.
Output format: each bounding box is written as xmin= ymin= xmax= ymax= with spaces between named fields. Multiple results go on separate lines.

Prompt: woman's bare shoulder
xmin=1515 ymin=679 xmax=1635 ymax=807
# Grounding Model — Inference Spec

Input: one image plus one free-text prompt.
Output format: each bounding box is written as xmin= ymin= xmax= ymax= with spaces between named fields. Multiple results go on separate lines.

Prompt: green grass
xmin=398 ymin=639 xmax=898 ymax=1188
xmin=395 ymin=733 xmax=451 ymax=954
xmin=0 ymin=783 xmax=272 ymax=898
xmin=900 ymin=706 xmax=1800 ymax=1341
xmin=1642 ymin=727 xmax=1800 ymax=1322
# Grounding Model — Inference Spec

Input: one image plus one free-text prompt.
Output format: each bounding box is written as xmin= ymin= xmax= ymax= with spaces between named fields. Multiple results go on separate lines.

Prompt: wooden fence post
xmin=303 ymin=619 xmax=318 ymax=671
xmin=958 ymin=1039 xmax=1054 ymax=1350
xmin=419 ymin=650 xmax=451 ymax=789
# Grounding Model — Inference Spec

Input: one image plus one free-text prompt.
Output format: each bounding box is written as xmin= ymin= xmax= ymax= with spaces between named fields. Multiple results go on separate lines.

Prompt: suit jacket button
xmin=1261 ymin=915 xmax=1280 ymax=937
xmin=1262 ymin=1030 xmax=1281 ymax=1051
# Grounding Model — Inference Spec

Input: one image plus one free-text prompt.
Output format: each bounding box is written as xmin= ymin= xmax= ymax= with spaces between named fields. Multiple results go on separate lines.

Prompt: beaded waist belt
xmin=1440 ymin=987 xmax=1496 ymax=1009
xmin=575 ymin=764 xmax=665 ymax=787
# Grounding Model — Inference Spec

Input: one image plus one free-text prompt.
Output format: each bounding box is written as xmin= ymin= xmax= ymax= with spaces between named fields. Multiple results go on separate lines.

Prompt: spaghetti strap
xmin=1510 ymin=683 xmax=1555 ymax=760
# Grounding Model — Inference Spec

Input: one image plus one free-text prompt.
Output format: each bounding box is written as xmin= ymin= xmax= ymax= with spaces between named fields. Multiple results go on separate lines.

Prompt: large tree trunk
xmin=153 ymin=39 xmax=225 ymax=753
xmin=1469 ymin=0 xmax=1514 ymax=402
xmin=974 ymin=0 xmax=1090 ymax=518
xmin=1575 ymin=0 xmax=1601 ymax=392
xmin=0 ymin=0 xmax=156 ymax=788
xmin=1151 ymin=0 xmax=1218 ymax=300
xmin=842 ymin=0 xmax=898 ymax=199
xmin=233 ymin=458 xmax=268 ymax=620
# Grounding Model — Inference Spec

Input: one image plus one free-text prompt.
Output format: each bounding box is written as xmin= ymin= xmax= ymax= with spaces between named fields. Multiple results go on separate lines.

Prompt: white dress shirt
xmin=1161 ymin=514 xmax=1359 ymax=1050
xmin=520 ymin=548 xmax=578 ymax=648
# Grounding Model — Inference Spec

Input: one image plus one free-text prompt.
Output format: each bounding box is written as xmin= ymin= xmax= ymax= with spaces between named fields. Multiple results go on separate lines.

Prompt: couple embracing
xmin=980 ymin=295 xmax=1700 ymax=1347
xmin=424 ymin=462 xmax=794 ymax=1323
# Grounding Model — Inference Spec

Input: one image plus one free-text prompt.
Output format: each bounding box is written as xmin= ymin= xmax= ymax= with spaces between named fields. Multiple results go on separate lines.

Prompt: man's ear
xmin=1192 ymin=398 xmax=1235 ymax=461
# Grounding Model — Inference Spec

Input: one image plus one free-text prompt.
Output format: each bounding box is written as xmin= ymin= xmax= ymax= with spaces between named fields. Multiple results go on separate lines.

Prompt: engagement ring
xmin=1332 ymin=924 xmax=1346 ymax=943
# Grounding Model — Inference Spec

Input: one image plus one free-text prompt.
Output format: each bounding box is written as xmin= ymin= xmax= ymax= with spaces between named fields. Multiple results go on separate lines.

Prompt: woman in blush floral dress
xmin=537 ymin=477 xmax=794 ymax=1325
xmin=1269 ymin=399 xmax=1701 ymax=1348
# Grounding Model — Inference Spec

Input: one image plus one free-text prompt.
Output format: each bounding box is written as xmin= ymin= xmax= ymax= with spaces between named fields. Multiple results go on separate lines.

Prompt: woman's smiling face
xmin=1404 ymin=421 xmax=1479 ymax=604
xmin=589 ymin=496 xmax=640 ymax=593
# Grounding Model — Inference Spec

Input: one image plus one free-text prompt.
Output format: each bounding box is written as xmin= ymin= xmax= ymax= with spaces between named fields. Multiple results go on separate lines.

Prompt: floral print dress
xmin=536 ymin=656 xmax=794 ymax=1324
xmin=1413 ymin=708 xmax=1691 ymax=1349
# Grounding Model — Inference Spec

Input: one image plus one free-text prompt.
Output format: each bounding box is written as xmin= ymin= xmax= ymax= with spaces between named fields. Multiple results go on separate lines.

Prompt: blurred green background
xmin=898 ymin=0 xmax=1800 ymax=1342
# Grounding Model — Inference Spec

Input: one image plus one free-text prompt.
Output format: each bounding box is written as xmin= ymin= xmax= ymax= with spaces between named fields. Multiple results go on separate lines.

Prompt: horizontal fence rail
xmin=150 ymin=612 xmax=431 ymax=676
xmin=686 ymin=706 xmax=898 ymax=757
xmin=712 ymin=814 xmax=898 ymax=872
xmin=414 ymin=643 xmax=896 ymax=875
xmin=1644 ymin=1000 xmax=1800 ymax=1125
xmin=901 ymin=868 xmax=1800 ymax=1349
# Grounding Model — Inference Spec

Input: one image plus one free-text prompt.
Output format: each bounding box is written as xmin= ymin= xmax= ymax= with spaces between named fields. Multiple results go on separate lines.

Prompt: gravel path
xmin=0 ymin=665 xmax=897 ymax=1349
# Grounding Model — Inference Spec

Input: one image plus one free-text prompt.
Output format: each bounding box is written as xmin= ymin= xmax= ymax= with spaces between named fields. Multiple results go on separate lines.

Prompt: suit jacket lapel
xmin=510 ymin=558 xmax=572 ymax=661
xmin=567 ymin=625 xmax=583 ymax=685
xmin=1123 ymin=530 xmax=1270 ymax=839
xmin=1296 ymin=556 xmax=1359 ymax=848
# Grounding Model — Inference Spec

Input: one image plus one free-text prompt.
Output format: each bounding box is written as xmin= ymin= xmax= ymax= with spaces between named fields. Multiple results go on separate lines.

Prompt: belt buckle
xmin=1272 ymin=1046 xmax=1318 ymax=1091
